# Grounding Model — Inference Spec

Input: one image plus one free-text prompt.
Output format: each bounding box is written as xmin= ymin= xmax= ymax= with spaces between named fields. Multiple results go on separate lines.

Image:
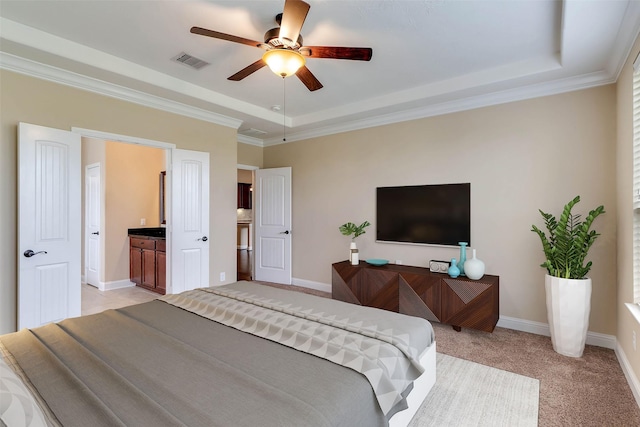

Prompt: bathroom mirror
xmin=160 ymin=171 xmax=166 ymax=224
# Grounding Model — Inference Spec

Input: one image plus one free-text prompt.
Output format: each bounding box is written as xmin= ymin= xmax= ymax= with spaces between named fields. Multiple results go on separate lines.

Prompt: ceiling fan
xmin=190 ymin=0 xmax=373 ymax=91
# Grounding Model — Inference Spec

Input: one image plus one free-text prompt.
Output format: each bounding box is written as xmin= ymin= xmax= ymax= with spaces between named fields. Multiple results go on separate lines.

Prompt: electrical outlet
xmin=220 ymin=272 xmax=225 ymax=282
xmin=633 ymin=331 xmax=637 ymax=351
xmin=395 ymin=260 xmax=403 ymax=265
xmin=140 ymin=218 xmax=146 ymax=225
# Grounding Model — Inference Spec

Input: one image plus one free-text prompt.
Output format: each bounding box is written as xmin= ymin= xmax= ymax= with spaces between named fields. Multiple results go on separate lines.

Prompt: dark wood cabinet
xmin=156 ymin=240 xmax=166 ymax=294
xmin=141 ymin=248 xmax=156 ymax=288
xmin=130 ymin=245 xmax=142 ymax=285
xmin=130 ymin=236 xmax=166 ymax=295
xmin=332 ymin=260 xmax=499 ymax=332
xmin=237 ymin=183 xmax=252 ymax=209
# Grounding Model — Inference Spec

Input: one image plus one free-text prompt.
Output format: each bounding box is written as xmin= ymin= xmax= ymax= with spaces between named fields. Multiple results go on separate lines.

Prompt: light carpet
xmin=409 ymin=354 xmax=539 ymax=427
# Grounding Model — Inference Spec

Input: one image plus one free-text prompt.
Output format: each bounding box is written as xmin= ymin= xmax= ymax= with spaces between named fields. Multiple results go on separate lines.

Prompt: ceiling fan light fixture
xmin=263 ymin=49 xmax=305 ymax=77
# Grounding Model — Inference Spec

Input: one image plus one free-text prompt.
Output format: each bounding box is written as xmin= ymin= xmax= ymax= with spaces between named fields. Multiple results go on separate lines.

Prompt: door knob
xmin=198 ymin=236 xmax=208 ymax=242
xmin=91 ymin=231 xmax=99 ymax=235
xmin=280 ymin=230 xmax=290 ymax=235
xmin=24 ymin=250 xmax=47 ymax=258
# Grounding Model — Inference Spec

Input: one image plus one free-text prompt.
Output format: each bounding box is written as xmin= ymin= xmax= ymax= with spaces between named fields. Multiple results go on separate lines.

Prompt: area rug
xmin=408 ymin=354 xmax=539 ymax=427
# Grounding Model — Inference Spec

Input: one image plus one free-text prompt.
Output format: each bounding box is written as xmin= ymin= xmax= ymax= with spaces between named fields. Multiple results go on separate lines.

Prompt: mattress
xmin=0 ymin=281 xmax=435 ymax=427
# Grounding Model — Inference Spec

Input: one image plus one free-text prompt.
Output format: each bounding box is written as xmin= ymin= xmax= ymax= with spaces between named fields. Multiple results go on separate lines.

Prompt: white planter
xmin=545 ymin=274 xmax=592 ymax=357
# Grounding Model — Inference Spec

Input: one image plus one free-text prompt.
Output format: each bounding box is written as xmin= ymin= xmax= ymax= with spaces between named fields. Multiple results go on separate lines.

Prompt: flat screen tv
xmin=376 ymin=183 xmax=470 ymax=246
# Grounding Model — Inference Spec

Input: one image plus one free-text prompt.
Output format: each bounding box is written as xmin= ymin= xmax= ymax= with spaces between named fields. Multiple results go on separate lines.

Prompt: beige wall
xmin=0 ymin=70 xmax=238 ymax=334
xmin=237 ymin=169 xmax=253 ymax=184
xmin=238 ymin=142 xmax=263 ymax=168
xmin=616 ymin=35 xmax=640 ymax=386
xmin=104 ymin=142 xmax=165 ymax=283
xmin=264 ymin=85 xmax=617 ymax=335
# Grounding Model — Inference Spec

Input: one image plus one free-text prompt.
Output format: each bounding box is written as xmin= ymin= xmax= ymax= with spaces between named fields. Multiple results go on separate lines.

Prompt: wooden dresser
xmin=332 ymin=260 xmax=499 ymax=332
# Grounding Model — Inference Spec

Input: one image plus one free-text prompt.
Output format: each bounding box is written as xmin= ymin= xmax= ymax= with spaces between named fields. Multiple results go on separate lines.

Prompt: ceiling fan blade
xmin=228 ymin=59 xmax=267 ymax=81
xmin=295 ymin=66 xmax=323 ymax=91
xmin=279 ymin=0 xmax=310 ymax=47
xmin=191 ymin=26 xmax=262 ymax=49
xmin=301 ymin=46 xmax=373 ymax=61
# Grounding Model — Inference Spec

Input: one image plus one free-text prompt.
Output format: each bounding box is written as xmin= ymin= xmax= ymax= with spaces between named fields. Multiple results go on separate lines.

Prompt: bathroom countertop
xmin=128 ymin=227 xmax=166 ymax=238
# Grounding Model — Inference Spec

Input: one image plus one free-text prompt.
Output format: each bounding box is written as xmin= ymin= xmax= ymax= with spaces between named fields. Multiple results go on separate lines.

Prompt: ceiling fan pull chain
xmin=282 ymin=76 xmax=286 ymax=142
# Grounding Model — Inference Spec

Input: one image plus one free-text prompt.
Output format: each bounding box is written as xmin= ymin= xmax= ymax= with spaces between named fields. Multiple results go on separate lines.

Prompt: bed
xmin=1 ymin=281 xmax=436 ymax=427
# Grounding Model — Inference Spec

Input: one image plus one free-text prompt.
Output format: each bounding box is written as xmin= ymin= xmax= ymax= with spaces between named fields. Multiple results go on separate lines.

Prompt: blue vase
xmin=448 ymin=258 xmax=460 ymax=278
xmin=458 ymin=242 xmax=468 ymax=276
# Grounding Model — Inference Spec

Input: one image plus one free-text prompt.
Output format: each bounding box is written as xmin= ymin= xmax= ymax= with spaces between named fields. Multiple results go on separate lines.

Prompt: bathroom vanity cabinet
xmin=129 ymin=231 xmax=166 ymax=295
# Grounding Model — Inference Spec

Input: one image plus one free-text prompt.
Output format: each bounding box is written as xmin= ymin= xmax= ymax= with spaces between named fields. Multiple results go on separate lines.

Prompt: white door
xmin=171 ymin=149 xmax=210 ymax=293
xmin=254 ymin=167 xmax=292 ymax=284
xmin=84 ymin=163 xmax=101 ymax=288
xmin=18 ymin=123 xmax=81 ymax=330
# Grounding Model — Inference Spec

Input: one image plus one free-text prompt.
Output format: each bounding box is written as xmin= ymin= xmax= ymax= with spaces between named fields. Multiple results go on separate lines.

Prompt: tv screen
xmin=376 ymin=183 xmax=470 ymax=246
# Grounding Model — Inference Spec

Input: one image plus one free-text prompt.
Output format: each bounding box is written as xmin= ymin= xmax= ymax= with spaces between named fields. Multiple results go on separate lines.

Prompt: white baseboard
xmin=497 ymin=315 xmax=617 ymax=350
xmin=102 ymin=280 xmax=136 ymax=291
xmin=291 ymin=277 xmax=332 ymax=293
xmin=81 ymin=276 xmax=134 ymax=292
xmin=616 ymin=342 xmax=640 ymax=409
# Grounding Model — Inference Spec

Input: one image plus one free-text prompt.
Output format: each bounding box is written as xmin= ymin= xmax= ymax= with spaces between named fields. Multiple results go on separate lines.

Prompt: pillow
xmin=0 ymin=353 xmax=48 ymax=427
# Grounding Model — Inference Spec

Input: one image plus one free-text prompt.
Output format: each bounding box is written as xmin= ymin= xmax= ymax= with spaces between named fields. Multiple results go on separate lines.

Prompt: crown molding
xmin=0 ymin=52 xmax=243 ymax=130
xmin=1 ymin=50 xmax=616 ymax=149
xmin=237 ymin=134 xmax=265 ymax=146
xmin=608 ymin=0 xmax=640 ymax=79
xmin=0 ymin=17 xmax=285 ymax=125
xmin=262 ymin=70 xmax=615 ymax=146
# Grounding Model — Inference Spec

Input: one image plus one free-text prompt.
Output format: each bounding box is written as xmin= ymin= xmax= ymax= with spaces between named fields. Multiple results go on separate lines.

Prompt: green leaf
xmin=531 ymin=196 xmax=604 ymax=280
xmin=339 ymin=221 xmax=371 ymax=239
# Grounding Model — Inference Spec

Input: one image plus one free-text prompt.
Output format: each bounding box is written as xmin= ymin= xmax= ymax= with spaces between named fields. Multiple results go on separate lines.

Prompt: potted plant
xmin=339 ymin=221 xmax=370 ymax=263
xmin=531 ymin=196 xmax=605 ymax=357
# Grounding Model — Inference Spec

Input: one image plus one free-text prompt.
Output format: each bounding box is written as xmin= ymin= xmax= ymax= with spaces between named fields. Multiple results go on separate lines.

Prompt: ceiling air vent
xmin=172 ymin=52 xmax=210 ymax=70
xmin=240 ymin=128 xmax=268 ymax=137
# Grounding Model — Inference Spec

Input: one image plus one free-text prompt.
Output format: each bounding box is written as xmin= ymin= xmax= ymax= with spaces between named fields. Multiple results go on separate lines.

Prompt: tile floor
xmin=81 ymin=283 xmax=159 ymax=316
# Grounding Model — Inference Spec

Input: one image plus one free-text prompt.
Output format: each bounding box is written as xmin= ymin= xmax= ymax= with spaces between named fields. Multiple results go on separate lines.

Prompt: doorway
xmin=18 ymin=123 xmax=211 ymax=328
xmin=76 ymin=129 xmax=212 ymax=298
xmin=237 ymin=167 xmax=255 ymax=281
xmin=81 ymin=137 xmax=167 ymax=297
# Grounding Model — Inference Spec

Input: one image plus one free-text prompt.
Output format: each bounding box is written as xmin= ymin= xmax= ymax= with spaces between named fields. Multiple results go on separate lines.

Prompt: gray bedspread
xmin=0 ymin=282 xmax=434 ymax=427
xmin=163 ymin=281 xmax=433 ymax=415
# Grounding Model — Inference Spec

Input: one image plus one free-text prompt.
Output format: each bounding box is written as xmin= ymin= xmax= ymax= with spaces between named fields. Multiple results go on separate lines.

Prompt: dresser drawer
xmin=130 ymin=237 xmax=156 ymax=250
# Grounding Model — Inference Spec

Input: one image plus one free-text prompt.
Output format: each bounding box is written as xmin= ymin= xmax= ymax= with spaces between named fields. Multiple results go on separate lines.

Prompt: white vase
xmin=545 ymin=274 xmax=592 ymax=357
xmin=350 ymin=242 xmax=357 ymax=263
xmin=464 ymin=249 xmax=485 ymax=280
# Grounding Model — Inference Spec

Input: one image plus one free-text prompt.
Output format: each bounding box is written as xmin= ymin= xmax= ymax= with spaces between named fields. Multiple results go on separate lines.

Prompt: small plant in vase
xmin=339 ymin=221 xmax=370 ymax=264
